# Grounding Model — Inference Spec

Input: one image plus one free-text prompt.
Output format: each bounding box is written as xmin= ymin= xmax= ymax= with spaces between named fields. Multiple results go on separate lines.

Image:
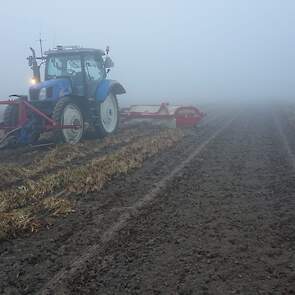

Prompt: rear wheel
xmin=52 ymin=97 xmax=84 ymax=144
xmin=94 ymin=93 xmax=119 ymax=137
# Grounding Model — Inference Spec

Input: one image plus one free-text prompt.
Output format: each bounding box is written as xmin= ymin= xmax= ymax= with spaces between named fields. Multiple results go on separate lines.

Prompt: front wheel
xmin=94 ymin=93 xmax=119 ymax=137
xmin=52 ymin=97 xmax=84 ymax=144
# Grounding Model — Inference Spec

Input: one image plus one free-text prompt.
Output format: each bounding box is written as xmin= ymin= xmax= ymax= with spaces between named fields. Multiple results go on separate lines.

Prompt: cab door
xmin=83 ymin=54 xmax=105 ymax=98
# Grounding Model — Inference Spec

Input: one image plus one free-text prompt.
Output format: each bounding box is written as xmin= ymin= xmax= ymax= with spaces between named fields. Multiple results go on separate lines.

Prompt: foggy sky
xmin=0 ymin=0 xmax=295 ymax=105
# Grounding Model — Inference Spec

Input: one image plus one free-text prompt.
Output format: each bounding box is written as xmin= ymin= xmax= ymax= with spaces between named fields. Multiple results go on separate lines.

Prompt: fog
xmin=0 ymin=0 xmax=295 ymax=108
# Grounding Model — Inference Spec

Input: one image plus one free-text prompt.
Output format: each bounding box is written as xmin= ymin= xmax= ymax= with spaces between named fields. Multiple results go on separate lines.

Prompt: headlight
xmin=39 ymin=88 xmax=47 ymax=100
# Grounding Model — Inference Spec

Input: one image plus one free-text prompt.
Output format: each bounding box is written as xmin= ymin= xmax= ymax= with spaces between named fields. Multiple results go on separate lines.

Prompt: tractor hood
xmin=29 ymin=79 xmax=72 ymax=101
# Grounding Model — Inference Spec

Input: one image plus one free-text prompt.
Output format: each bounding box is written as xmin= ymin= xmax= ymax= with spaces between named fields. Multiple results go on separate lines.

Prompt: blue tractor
xmin=0 ymin=45 xmax=125 ymax=147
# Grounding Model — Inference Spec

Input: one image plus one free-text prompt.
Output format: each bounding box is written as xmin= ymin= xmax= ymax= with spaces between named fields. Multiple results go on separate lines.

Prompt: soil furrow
xmin=0 ymin=112 xmax=228 ymax=294
xmin=60 ymin=107 xmax=295 ymax=294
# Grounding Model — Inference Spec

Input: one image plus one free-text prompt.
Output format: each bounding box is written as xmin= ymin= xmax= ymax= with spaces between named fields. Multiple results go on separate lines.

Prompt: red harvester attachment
xmin=120 ymin=102 xmax=205 ymax=128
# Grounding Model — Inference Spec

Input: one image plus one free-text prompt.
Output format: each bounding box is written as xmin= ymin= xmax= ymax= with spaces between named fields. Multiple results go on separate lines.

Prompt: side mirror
xmin=104 ymin=56 xmax=114 ymax=68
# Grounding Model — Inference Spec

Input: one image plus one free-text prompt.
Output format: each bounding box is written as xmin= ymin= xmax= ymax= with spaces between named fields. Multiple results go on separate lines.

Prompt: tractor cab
xmin=29 ymin=46 xmax=117 ymax=102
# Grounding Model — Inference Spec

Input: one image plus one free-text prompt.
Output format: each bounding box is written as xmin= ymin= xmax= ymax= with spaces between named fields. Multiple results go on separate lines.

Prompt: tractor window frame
xmin=45 ymin=53 xmax=83 ymax=81
xmin=82 ymin=53 xmax=106 ymax=82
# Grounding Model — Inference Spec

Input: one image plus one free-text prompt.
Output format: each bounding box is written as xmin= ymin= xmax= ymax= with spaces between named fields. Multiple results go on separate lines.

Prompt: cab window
xmin=47 ymin=55 xmax=82 ymax=79
xmin=84 ymin=55 xmax=105 ymax=81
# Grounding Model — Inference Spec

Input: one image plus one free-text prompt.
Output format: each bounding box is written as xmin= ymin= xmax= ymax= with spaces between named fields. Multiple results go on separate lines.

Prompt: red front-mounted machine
xmin=0 ymin=96 xmax=81 ymax=149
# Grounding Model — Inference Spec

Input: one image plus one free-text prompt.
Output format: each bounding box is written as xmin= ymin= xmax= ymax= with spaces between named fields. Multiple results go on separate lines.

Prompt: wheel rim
xmin=62 ymin=104 xmax=83 ymax=144
xmin=100 ymin=94 xmax=118 ymax=133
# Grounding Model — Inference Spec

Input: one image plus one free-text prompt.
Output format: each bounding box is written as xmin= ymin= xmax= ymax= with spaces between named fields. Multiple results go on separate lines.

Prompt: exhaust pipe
xmin=28 ymin=47 xmax=41 ymax=83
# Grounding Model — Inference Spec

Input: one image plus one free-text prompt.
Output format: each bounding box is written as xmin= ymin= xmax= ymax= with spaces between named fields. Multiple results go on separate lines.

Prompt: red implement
xmin=0 ymin=99 xmax=81 ymax=131
xmin=0 ymin=98 xmax=82 ymax=148
xmin=120 ymin=102 xmax=205 ymax=128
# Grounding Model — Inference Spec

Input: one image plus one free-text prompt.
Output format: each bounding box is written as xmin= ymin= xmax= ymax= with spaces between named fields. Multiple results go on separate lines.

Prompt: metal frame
xmin=0 ymin=99 xmax=81 ymax=132
xmin=120 ymin=103 xmax=205 ymax=127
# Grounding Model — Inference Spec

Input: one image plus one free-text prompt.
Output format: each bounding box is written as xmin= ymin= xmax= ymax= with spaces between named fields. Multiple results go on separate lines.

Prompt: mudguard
xmin=29 ymin=79 xmax=72 ymax=101
xmin=95 ymin=79 xmax=126 ymax=102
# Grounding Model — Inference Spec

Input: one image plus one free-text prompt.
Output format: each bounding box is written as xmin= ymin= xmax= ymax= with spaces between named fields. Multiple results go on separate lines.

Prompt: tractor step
xmin=30 ymin=142 xmax=56 ymax=150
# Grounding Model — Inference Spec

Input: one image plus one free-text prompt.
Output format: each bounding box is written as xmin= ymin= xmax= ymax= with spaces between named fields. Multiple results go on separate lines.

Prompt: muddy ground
xmin=0 ymin=105 xmax=295 ymax=294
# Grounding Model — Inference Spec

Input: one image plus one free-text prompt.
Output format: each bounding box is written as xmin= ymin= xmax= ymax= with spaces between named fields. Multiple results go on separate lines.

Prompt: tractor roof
xmin=45 ymin=46 xmax=105 ymax=56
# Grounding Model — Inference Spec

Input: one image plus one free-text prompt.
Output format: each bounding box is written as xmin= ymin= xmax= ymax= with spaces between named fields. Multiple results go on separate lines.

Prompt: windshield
xmin=46 ymin=54 xmax=82 ymax=79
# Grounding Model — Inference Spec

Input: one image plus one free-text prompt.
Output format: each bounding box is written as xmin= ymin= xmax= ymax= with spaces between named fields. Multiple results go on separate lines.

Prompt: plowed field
xmin=1 ymin=105 xmax=294 ymax=294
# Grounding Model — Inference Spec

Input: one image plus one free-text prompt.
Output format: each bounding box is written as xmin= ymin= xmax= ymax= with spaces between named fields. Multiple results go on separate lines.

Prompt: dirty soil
xmin=1 ymin=105 xmax=295 ymax=294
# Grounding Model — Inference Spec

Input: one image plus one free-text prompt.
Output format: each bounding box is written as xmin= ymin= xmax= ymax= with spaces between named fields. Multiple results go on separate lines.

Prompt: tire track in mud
xmin=39 ymin=116 xmax=236 ymax=294
xmin=0 ymin=111 xmax=231 ymax=294
xmin=61 ymin=107 xmax=295 ymax=294
xmin=273 ymin=113 xmax=295 ymax=170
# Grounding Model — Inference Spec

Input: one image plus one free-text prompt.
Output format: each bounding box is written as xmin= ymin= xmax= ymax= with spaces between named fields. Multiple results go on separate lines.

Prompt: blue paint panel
xmin=29 ymin=78 xmax=125 ymax=102
xmin=29 ymin=79 xmax=72 ymax=101
xmin=95 ymin=79 xmax=126 ymax=102
xmin=95 ymin=79 xmax=112 ymax=102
